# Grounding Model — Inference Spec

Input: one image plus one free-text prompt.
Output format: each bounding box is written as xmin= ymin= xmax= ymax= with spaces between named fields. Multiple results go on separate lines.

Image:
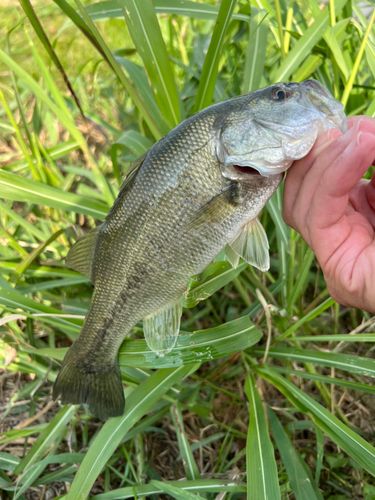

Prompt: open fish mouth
xmin=233 ymin=165 xmax=261 ymax=175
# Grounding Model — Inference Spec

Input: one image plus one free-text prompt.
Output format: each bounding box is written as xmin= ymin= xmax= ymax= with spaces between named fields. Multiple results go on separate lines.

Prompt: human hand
xmin=282 ymin=115 xmax=375 ymax=313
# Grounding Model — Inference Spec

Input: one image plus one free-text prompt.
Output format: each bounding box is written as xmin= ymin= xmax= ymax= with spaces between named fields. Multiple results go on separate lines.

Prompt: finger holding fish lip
xmin=346 ymin=115 xmax=375 ymax=166
xmin=309 ymin=134 xmax=375 ymax=305
xmin=283 ymin=119 xmax=375 ymax=242
xmin=283 ymin=129 xmax=344 ymax=241
xmin=308 ymin=133 xmax=375 ymax=230
xmin=284 ymin=124 xmax=375 ymax=267
xmin=292 ymin=133 xmax=360 ymax=237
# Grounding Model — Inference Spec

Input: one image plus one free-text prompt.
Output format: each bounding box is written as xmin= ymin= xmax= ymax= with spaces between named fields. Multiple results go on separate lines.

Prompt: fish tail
xmin=53 ymin=346 xmax=124 ymax=420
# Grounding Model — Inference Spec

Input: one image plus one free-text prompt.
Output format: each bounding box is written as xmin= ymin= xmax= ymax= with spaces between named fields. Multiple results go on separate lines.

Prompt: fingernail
xmin=315 ymin=128 xmax=341 ymax=148
xmin=337 ymin=125 xmax=357 ymax=142
xmin=357 ymin=118 xmax=363 ymax=131
xmin=357 ymin=131 xmax=362 ymax=146
xmin=344 ymin=136 xmax=358 ymax=154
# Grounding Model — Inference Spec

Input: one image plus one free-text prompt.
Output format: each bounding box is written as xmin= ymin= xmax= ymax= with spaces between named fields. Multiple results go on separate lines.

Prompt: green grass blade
xmin=252 ymin=347 xmax=375 ymax=378
xmin=267 ymin=188 xmax=289 ymax=305
xmin=273 ymin=366 xmax=375 ymax=396
xmin=5 ymin=140 xmax=79 ymax=173
xmin=276 ymin=297 xmax=335 ymax=341
xmin=13 ymin=406 xmax=75 ymax=474
xmin=0 ymin=89 xmax=36 ymax=178
xmin=19 ymin=0 xmax=83 ymax=116
xmin=12 ymin=228 xmax=66 ymax=280
xmin=182 ymin=261 xmax=247 ymax=308
xmin=266 ymin=189 xmax=290 ymax=248
xmin=271 ymin=14 xmax=328 ymax=82
xmin=15 ymin=453 xmax=81 ymax=497
xmin=16 ymin=277 xmax=89 ymax=295
xmin=293 ymin=54 xmax=323 ymax=82
xmin=112 ymin=130 xmax=153 ymax=157
xmin=119 ymin=0 xmax=181 ymax=128
xmin=324 ymin=26 xmax=349 ymax=83
xmin=243 ymin=9 xmax=269 ymax=93
xmin=260 ymin=368 xmax=375 ymax=476
xmin=22 ymin=28 xmax=75 ymax=122
xmin=0 ymin=118 xmax=15 ymax=133
xmin=0 ymin=47 xmax=114 ymax=205
xmin=66 ymin=364 xmax=198 ymax=500
xmin=287 ymin=334 xmax=375 ymax=343
xmin=287 ymin=247 xmax=315 ymax=314
xmin=52 ymin=0 xmax=108 ymax=59
xmin=27 ymin=316 xmax=262 ymax=368
xmin=313 ymin=423 xmax=324 ymax=485
xmin=171 ymin=402 xmax=201 ymax=480
xmin=0 ymin=452 xmax=21 ymax=472
xmin=270 ymin=0 xmax=347 ymax=82
xmin=111 ymin=129 xmax=153 ymax=185
xmin=268 ymin=407 xmax=320 ymax=500
xmin=115 ymin=57 xmax=169 ymax=135
xmin=0 ymin=287 xmax=82 ymax=332
xmin=0 ymin=263 xmax=85 ymax=279
xmin=0 ymin=170 xmax=109 ymax=218
xmin=72 ymin=0 xmax=165 ymax=140
xmin=366 ymin=96 xmax=375 ymax=118
xmin=6 ymin=34 xmax=33 ymax=148
xmin=0 ymin=49 xmax=79 ymax=141
xmin=89 ymin=480 xmax=246 ymax=499
xmin=85 ymin=0 xmax=250 ymax=23
xmin=342 ymin=9 xmax=375 ymax=107
xmin=244 ymin=374 xmax=280 ymax=500
xmin=194 ymin=0 xmax=237 ymax=112
xmin=151 ymin=480 xmax=202 ymax=499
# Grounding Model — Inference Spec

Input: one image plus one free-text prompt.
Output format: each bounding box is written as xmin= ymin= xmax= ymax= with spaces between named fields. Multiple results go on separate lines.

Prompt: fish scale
xmin=53 ymin=80 xmax=346 ymax=419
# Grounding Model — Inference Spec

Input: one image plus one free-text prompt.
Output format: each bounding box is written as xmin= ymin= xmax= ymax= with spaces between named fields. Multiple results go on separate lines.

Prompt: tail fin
xmin=53 ymin=349 xmax=125 ymax=421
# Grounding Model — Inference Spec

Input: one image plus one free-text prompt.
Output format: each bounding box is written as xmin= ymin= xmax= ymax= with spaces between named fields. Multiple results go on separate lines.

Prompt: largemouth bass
xmin=53 ymin=80 xmax=346 ymax=420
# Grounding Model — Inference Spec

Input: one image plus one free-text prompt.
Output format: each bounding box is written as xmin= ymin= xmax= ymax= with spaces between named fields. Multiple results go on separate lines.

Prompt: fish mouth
xmin=223 ymin=157 xmax=293 ymax=180
xmin=233 ymin=165 xmax=261 ymax=175
xmin=224 ymin=162 xmax=285 ymax=180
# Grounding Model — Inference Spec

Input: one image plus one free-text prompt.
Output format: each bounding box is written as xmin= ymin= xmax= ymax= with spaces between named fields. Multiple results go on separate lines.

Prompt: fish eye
xmin=272 ymin=88 xmax=289 ymax=101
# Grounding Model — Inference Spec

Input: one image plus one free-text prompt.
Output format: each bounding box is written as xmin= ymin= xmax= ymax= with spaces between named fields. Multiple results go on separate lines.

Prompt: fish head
xmin=218 ymin=79 xmax=347 ymax=180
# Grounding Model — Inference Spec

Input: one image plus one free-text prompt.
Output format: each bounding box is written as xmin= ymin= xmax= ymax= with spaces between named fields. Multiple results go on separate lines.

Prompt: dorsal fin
xmin=65 ymin=225 xmax=101 ymax=283
xmin=66 ymin=152 xmax=148 ymax=283
xmin=106 ymin=151 xmax=149 ymax=219
xmin=119 ymin=150 xmax=148 ymax=197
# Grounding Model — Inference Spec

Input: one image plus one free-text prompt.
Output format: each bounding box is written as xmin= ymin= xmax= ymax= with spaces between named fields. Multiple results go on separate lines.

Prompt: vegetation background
xmin=1 ymin=0 xmax=375 ymax=498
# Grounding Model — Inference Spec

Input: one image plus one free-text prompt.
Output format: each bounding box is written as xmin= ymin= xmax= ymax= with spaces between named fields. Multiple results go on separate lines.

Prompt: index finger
xmin=347 ymin=115 xmax=375 ymax=130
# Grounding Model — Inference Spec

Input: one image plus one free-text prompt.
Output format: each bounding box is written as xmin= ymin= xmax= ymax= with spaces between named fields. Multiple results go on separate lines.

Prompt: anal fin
xmin=228 ymin=218 xmax=270 ymax=272
xmin=143 ymin=302 xmax=182 ymax=356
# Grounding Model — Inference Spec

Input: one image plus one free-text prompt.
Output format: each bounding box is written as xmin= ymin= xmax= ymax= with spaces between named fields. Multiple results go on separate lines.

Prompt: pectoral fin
xmin=184 ymin=183 xmax=242 ymax=232
xmin=225 ymin=244 xmax=240 ymax=269
xmin=228 ymin=218 xmax=270 ymax=272
xmin=143 ymin=302 xmax=183 ymax=356
xmin=65 ymin=225 xmax=101 ymax=282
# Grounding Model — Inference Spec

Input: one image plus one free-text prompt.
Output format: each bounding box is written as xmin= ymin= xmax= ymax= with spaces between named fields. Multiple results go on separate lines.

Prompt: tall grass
xmin=1 ymin=0 xmax=375 ymax=498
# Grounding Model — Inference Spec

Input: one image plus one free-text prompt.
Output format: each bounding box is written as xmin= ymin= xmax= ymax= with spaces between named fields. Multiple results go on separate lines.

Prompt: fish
xmin=53 ymin=79 xmax=347 ymax=420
